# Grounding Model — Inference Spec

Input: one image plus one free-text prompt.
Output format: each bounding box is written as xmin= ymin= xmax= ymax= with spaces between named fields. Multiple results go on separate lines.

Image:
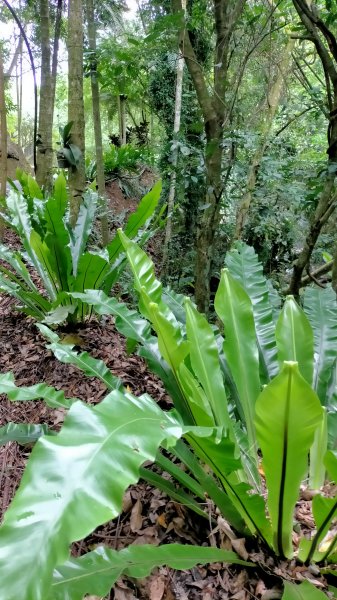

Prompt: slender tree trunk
xmin=16 ymin=35 xmax=23 ymax=147
xmin=288 ymin=0 xmax=337 ymax=295
xmin=0 ymin=44 xmax=7 ymax=240
xmin=118 ymin=94 xmax=127 ymax=145
xmin=332 ymin=239 xmax=337 ymax=295
xmin=86 ymin=0 xmax=109 ymax=245
xmin=162 ymin=0 xmax=186 ymax=276
xmin=51 ymin=0 xmax=63 ymax=116
xmin=173 ymin=0 xmax=246 ymax=313
xmin=36 ymin=0 xmax=54 ymax=191
xmin=234 ymin=37 xmax=295 ymax=239
xmin=68 ymin=0 xmax=86 ymax=226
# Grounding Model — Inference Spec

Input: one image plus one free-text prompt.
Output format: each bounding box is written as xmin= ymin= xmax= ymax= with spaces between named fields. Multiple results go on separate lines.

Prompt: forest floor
xmin=0 ymin=175 xmax=335 ymax=599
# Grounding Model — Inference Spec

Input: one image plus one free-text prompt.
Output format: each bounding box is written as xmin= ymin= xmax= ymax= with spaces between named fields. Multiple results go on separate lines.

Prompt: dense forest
xmin=1 ymin=1 xmax=337 ymax=599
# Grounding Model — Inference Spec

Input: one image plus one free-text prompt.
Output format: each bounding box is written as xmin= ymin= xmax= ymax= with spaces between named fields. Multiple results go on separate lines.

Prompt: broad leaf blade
xmin=51 ymin=544 xmax=250 ymax=600
xmin=283 ymin=580 xmax=329 ymax=599
xmin=0 ymin=372 xmax=75 ymax=408
xmin=255 ymin=362 xmax=322 ymax=558
xmin=0 ymin=391 xmax=182 ymax=600
xmin=0 ymin=423 xmax=50 ymax=446
xmin=275 ymin=296 xmax=314 ymax=385
xmin=184 ymin=298 xmax=232 ymax=430
xmin=214 ymin=268 xmax=260 ymax=453
xmin=68 ymin=189 xmax=98 ymax=277
xmin=225 ymin=242 xmax=279 ymax=381
xmin=107 ymin=180 xmax=161 ymax=263
xmin=304 ymin=287 xmax=337 ymax=404
xmin=38 ymin=324 xmax=122 ymax=391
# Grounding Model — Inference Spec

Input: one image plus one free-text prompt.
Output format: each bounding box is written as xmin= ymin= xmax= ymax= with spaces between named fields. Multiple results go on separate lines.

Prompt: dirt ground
xmin=0 ymin=180 xmax=336 ymax=599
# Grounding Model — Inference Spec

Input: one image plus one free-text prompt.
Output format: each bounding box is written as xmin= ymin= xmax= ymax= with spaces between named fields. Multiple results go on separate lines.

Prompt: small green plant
xmin=104 ymin=144 xmax=148 ymax=175
xmin=56 ymin=121 xmax=82 ymax=169
xmin=0 ymin=242 xmax=337 ymax=599
xmin=0 ymin=173 xmax=161 ymax=324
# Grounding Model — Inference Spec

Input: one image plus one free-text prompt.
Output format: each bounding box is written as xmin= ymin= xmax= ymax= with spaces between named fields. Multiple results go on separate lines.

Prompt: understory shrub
xmin=0 ymin=173 xmax=160 ymax=324
xmin=0 ymin=241 xmax=337 ymax=599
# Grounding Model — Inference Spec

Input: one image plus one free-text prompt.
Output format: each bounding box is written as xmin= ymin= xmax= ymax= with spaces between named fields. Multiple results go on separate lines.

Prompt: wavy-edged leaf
xmin=72 ymin=289 xmax=152 ymax=343
xmin=118 ymin=229 xmax=174 ymax=322
xmin=38 ymin=324 xmax=123 ymax=391
xmin=275 ymin=296 xmax=314 ymax=385
xmin=283 ymin=580 xmax=329 ymax=599
xmin=0 ymin=422 xmax=50 ymax=446
xmin=162 ymin=287 xmax=187 ymax=323
xmin=214 ymin=268 xmax=260 ymax=453
xmin=107 ymin=180 xmax=161 ymax=263
xmin=255 ymin=362 xmax=322 ymax=558
xmin=0 ymin=372 xmax=75 ymax=408
xmin=184 ymin=297 xmax=232 ymax=430
xmin=225 ymin=242 xmax=279 ymax=381
xmin=51 ymin=544 xmax=250 ymax=600
xmin=0 ymin=390 xmax=182 ymax=600
xmin=73 ymin=290 xmax=188 ymax=416
xmin=72 ymin=252 xmax=109 ymax=320
xmin=303 ymin=287 xmax=337 ymax=404
xmin=68 ymin=189 xmax=98 ymax=277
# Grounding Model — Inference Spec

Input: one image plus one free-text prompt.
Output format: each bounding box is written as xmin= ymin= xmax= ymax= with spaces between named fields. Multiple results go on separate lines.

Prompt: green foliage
xmin=1 ymin=242 xmax=337 ymax=598
xmin=104 ymin=144 xmax=149 ymax=175
xmin=56 ymin=122 xmax=82 ymax=168
xmin=0 ymin=174 xmax=161 ymax=324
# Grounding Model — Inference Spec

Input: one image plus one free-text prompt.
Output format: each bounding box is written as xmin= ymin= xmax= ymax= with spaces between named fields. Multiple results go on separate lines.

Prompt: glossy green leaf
xmin=51 ymin=544 xmax=250 ymax=600
xmin=255 ymin=362 xmax=322 ymax=558
xmin=276 ymin=296 xmax=314 ymax=385
xmin=0 ymin=372 xmax=75 ymax=408
xmin=299 ymin=493 xmax=337 ymax=563
xmin=27 ymin=174 xmax=43 ymax=200
xmin=304 ymin=287 xmax=337 ymax=404
xmin=310 ymin=407 xmax=328 ymax=490
xmin=68 ymin=190 xmax=98 ymax=277
xmin=226 ymin=242 xmax=279 ymax=381
xmin=0 ymin=243 xmax=37 ymax=291
xmin=282 ymin=580 xmax=329 ymax=599
xmin=29 ymin=230 xmax=58 ymax=300
xmin=0 ymin=422 xmax=50 ymax=446
xmin=0 ymin=274 xmax=48 ymax=320
xmin=53 ymin=173 xmax=68 ymax=211
xmin=184 ymin=297 xmax=232 ymax=429
xmin=0 ymin=390 xmax=182 ymax=600
xmin=214 ymin=268 xmax=260 ymax=453
xmin=107 ymin=180 xmax=161 ymax=263
xmin=38 ymin=324 xmax=123 ymax=391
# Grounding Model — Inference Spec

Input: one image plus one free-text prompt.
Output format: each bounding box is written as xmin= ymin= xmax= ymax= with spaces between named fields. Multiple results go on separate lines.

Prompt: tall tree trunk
xmin=16 ymin=35 xmax=23 ymax=147
xmin=173 ymin=0 xmax=246 ymax=313
xmin=234 ymin=37 xmax=295 ymax=240
xmin=51 ymin=0 xmax=63 ymax=118
xmin=0 ymin=44 xmax=7 ymax=240
xmin=68 ymin=0 xmax=86 ymax=227
xmin=161 ymin=0 xmax=186 ymax=277
xmin=86 ymin=0 xmax=109 ymax=245
xmin=288 ymin=0 xmax=337 ymax=295
xmin=118 ymin=94 xmax=127 ymax=145
xmin=36 ymin=0 xmax=54 ymax=191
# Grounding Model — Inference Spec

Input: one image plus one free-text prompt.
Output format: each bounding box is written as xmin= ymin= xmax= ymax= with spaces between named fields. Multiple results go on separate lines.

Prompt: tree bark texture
xmin=161 ymin=0 xmax=186 ymax=277
xmin=288 ymin=0 xmax=337 ymax=295
xmin=234 ymin=37 xmax=295 ymax=240
xmin=174 ymin=0 xmax=246 ymax=313
xmin=86 ymin=0 xmax=109 ymax=245
xmin=68 ymin=0 xmax=86 ymax=227
xmin=0 ymin=44 xmax=7 ymax=240
xmin=36 ymin=0 xmax=54 ymax=190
